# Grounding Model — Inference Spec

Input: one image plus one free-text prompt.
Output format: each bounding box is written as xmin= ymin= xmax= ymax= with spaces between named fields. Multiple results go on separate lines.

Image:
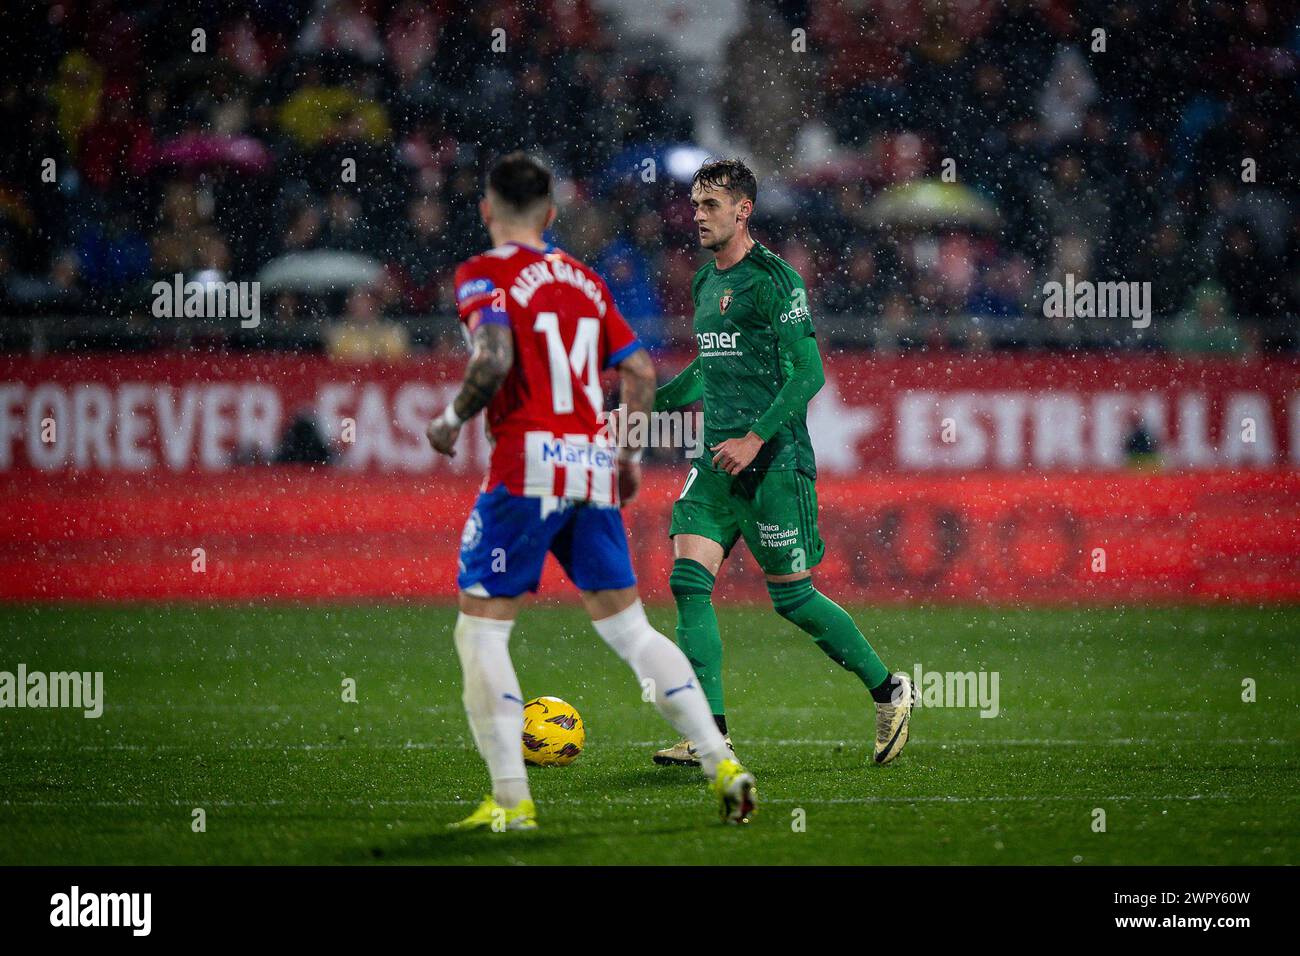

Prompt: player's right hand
xmin=618 ymin=458 xmax=642 ymax=506
xmin=426 ymin=417 xmax=460 ymax=457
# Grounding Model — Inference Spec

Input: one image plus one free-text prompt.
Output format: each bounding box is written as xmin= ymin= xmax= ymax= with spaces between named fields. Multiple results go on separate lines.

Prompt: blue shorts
xmin=457 ymin=485 xmax=637 ymax=597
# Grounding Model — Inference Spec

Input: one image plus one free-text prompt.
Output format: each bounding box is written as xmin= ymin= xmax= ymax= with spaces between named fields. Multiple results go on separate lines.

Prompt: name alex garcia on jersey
xmin=508 ymin=257 xmax=609 ymax=316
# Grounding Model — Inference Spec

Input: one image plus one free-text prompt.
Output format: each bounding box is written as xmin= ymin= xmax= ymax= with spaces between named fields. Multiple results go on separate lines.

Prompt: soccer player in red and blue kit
xmin=426 ymin=153 xmax=756 ymax=829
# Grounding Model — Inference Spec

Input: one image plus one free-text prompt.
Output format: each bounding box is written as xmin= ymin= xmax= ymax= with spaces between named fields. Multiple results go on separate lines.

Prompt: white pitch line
xmin=619 ymin=737 xmax=1295 ymax=748
xmin=50 ymin=705 xmax=1248 ymax=720
xmin=86 ymin=704 xmax=457 ymax=713
xmin=0 ymin=737 xmax=1294 ymax=752
xmin=3 ymin=793 xmax=1298 ymax=811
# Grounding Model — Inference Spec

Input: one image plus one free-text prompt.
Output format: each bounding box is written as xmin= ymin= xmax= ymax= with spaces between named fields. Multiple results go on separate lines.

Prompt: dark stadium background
xmin=3 ymin=1 xmax=1298 ymax=351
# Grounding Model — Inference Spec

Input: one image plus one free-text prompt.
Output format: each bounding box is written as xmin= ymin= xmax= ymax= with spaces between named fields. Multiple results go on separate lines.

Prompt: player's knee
xmin=767 ymin=578 xmax=816 ymax=623
xmin=592 ymin=599 xmax=657 ymax=665
xmin=453 ymin=613 xmax=514 ymax=671
xmin=452 ymin=613 xmax=475 ymax=664
xmin=670 ymin=558 xmax=716 ymax=600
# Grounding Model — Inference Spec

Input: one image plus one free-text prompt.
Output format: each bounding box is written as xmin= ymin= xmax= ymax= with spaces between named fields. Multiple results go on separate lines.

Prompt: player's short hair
xmin=692 ymin=158 xmax=757 ymax=205
xmin=486 ymin=152 xmax=553 ymax=218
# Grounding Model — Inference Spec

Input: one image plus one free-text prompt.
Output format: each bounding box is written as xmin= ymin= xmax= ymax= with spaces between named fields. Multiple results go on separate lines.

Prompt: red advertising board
xmin=1 ymin=353 xmax=1297 ymax=474
xmin=1 ymin=470 xmax=1296 ymax=604
xmin=1 ymin=353 xmax=1296 ymax=603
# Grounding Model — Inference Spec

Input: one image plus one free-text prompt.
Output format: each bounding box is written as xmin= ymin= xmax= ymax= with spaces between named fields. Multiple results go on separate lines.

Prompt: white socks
xmin=592 ymin=600 xmax=731 ymax=777
xmin=453 ymin=613 xmax=531 ymax=808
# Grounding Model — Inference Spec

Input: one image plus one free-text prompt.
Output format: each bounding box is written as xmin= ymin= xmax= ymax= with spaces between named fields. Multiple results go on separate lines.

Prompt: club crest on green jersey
xmin=719 ymin=289 xmax=733 ymax=313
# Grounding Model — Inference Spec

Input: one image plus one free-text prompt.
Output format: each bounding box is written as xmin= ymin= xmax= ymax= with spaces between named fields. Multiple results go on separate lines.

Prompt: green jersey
xmin=689 ymin=241 xmax=818 ymax=479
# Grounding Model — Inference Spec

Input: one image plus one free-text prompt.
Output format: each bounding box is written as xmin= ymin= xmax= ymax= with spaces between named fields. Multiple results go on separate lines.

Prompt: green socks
xmin=669 ymin=562 xmax=893 ymax=717
xmin=668 ymin=559 xmax=726 ymax=716
xmin=767 ymin=578 xmax=891 ymax=691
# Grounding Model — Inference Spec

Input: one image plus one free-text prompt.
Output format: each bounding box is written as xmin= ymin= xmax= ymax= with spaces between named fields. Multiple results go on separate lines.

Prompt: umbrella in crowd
xmin=152 ymin=132 xmax=274 ymax=175
xmin=257 ymin=250 xmax=382 ymax=293
xmin=864 ymin=180 xmax=1001 ymax=230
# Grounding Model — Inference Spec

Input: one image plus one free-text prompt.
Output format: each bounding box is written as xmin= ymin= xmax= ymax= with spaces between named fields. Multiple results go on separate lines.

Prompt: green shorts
xmin=669 ymin=463 xmax=825 ymax=575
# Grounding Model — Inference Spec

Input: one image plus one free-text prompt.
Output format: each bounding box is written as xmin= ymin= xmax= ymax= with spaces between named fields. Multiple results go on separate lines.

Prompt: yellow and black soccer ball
xmin=521 ymin=696 xmax=585 ymax=767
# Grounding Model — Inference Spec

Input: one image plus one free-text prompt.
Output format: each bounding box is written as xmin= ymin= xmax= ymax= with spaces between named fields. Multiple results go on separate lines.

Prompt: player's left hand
xmin=426 ymin=417 xmax=461 ymax=457
xmin=617 ymin=457 xmax=642 ymax=506
xmin=711 ymin=432 xmax=764 ymax=475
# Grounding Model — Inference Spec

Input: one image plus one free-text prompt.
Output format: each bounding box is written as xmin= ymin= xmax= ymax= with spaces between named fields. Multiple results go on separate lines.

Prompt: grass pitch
xmin=0 ymin=604 xmax=1296 ymax=865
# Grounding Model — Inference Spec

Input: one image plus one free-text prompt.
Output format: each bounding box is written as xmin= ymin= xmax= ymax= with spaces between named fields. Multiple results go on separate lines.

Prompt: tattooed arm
xmin=426 ymin=319 xmax=514 ymax=458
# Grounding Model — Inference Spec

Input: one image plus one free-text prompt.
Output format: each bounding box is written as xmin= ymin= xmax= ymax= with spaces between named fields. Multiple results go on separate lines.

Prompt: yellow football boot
xmin=710 ymin=758 xmax=757 ymax=825
xmin=448 ymin=796 xmax=538 ymax=832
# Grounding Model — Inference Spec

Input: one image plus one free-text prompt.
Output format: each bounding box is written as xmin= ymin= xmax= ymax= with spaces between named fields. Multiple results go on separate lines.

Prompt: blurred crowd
xmin=1 ymin=0 xmax=1298 ymax=356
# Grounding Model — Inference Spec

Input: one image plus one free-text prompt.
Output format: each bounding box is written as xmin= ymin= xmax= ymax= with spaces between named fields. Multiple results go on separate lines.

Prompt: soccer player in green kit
xmin=651 ymin=159 xmax=914 ymax=768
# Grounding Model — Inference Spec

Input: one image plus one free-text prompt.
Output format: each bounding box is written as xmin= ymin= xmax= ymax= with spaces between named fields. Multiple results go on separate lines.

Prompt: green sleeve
xmin=751 ymin=336 xmax=824 ymax=441
xmin=750 ymin=283 xmax=824 ymax=442
xmin=653 ymin=356 xmax=703 ymax=412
